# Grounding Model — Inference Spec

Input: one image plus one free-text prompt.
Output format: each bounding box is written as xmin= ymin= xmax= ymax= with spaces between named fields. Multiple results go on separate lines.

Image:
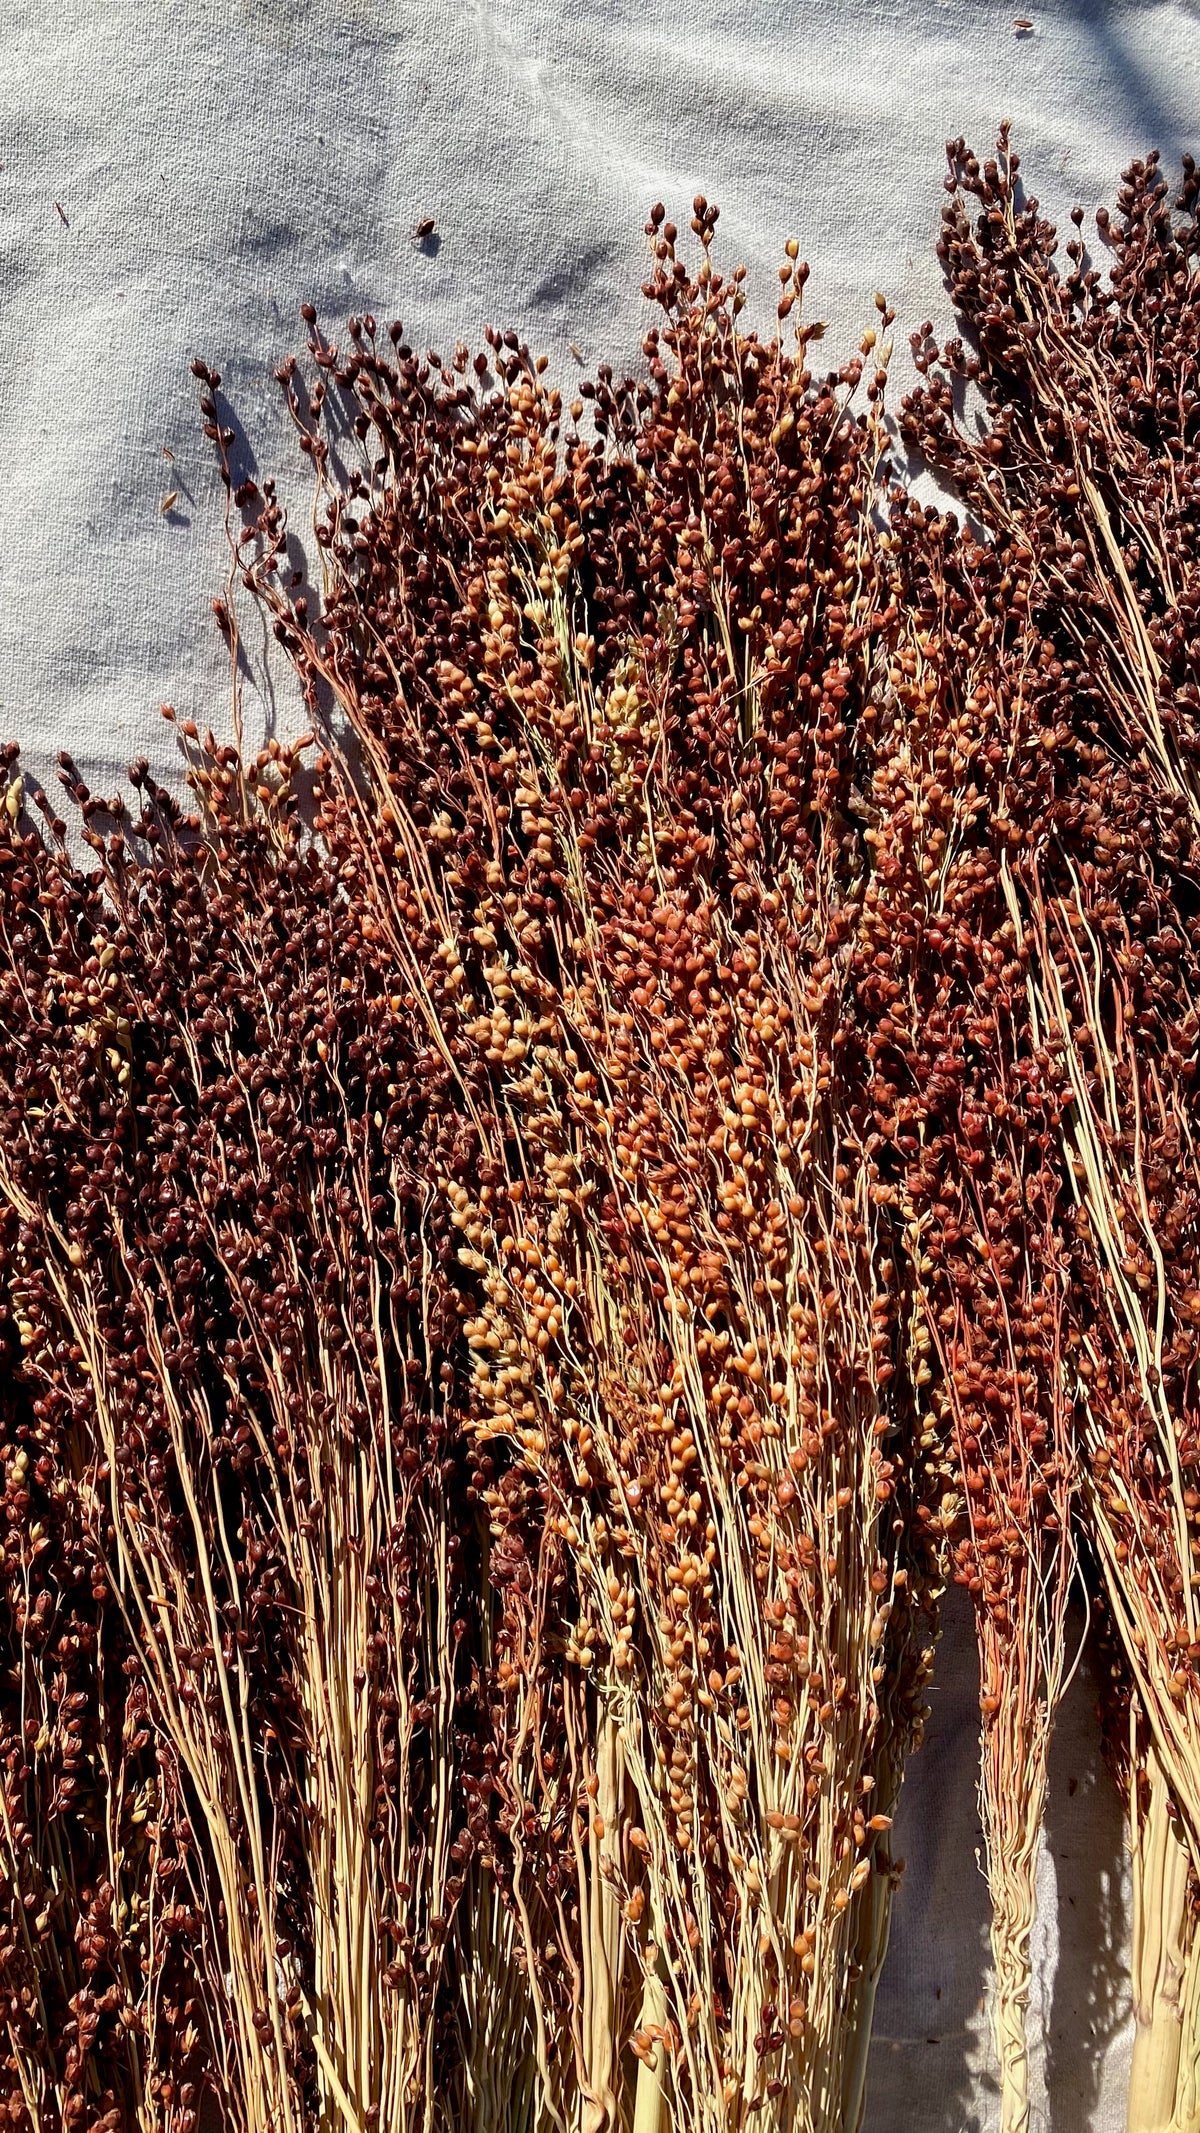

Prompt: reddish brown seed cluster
xmin=0 ymin=739 xmax=488 ymax=2132
xmin=221 ymin=197 xmax=935 ymax=2132
xmin=847 ymin=501 xmax=1081 ymax=2120
xmin=897 ymin=128 xmax=1200 ymax=2124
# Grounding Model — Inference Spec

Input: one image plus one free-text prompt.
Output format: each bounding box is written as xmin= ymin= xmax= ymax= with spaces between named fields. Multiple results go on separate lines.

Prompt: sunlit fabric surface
xmin=2 ymin=2 xmax=1195 ymax=2123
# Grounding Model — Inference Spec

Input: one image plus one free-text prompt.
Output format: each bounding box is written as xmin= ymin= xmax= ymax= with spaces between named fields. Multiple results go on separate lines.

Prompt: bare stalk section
xmin=849 ymin=511 xmax=1077 ymax=2133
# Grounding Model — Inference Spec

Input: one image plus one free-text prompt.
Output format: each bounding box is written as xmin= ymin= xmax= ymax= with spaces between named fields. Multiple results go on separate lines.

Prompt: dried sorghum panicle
xmin=901 ymin=132 xmax=1200 ymax=2133
xmin=904 ymin=125 xmax=1200 ymax=831
xmin=0 ymin=742 xmax=486 ymax=2133
xmin=849 ymin=494 xmax=1078 ymax=2133
xmin=218 ymin=211 xmax=936 ymax=2133
xmin=0 ymin=793 xmax=206 ymax=2132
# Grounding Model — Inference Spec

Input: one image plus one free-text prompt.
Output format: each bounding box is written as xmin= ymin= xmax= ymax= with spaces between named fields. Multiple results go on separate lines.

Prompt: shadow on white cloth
xmin=863 ymin=1586 xmax=1132 ymax=2133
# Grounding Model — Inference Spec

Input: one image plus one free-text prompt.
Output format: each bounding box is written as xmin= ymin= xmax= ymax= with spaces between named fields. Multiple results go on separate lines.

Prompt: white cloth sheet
xmin=4 ymin=0 xmax=1197 ymax=2123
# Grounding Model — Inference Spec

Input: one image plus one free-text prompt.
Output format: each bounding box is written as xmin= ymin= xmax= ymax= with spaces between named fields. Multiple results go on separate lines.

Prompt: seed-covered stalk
xmin=0 ymin=739 xmax=482 ymax=2132
xmin=0 ymin=910 xmax=298 ymax=2132
xmin=228 ymin=206 xmax=933 ymax=2128
xmin=906 ymin=129 xmax=1200 ymax=836
xmin=439 ymin=825 xmax=924 ymax=2133
xmin=853 ymin=515 xmax=1079 ymax=2133
xmin=0 ymin=1374 xmax=168 ymax=2129
xmin=1028 ymin=888 xmax=1200 ymax=2133
xmin=899 ymin=132 xmax=1200 ymax=2131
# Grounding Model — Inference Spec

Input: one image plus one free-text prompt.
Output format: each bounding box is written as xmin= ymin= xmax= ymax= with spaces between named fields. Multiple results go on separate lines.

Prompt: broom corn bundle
xmin=902 ymin=128 xmax=1200 ymax=2133
xmin=0 ymin=739 xmax=484 ymax=2131
xmin=224 ymin=207 xmax=936 ymax=2131
xmin=3 ymin=132 xmax=1200 ymax=2133
xmin=849 ymin=493 xmax=1078 ymax=2133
